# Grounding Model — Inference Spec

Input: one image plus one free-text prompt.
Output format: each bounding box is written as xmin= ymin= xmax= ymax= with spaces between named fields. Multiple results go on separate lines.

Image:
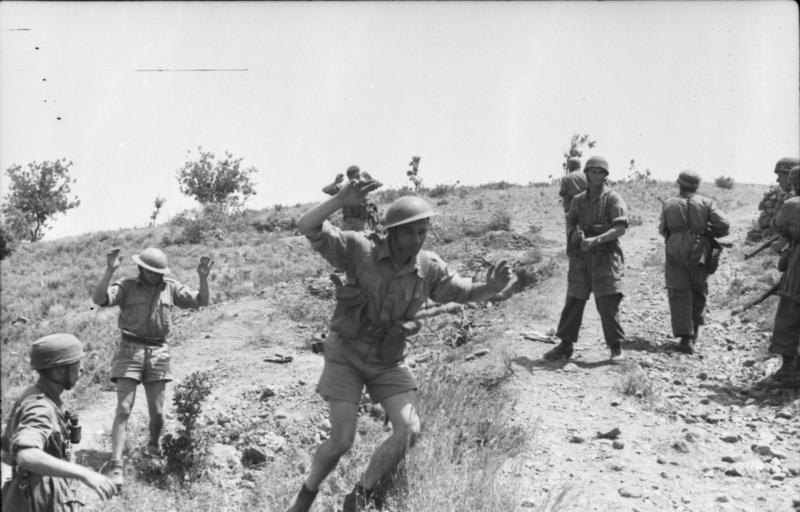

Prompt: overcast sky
xmin=1 ymin=1 xmax=798 ymax=240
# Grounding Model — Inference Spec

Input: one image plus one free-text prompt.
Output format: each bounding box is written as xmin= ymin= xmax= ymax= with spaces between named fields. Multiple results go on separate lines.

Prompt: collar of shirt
xmin=135 ymin=276 xmax=167 ymax=290
xmin=375 ymin=236 xmax=427 ymax=279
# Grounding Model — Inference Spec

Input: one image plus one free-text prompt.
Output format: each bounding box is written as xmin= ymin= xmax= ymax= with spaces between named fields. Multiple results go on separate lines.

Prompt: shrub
xmin=714 ymin=176 xmax=735 ymax=189
xmin=161 ymin=370 xmax=214 ymax=485
xmin=176 ymin=147 xmax=256 ymax=207
xmin=486 ymin=211 xmax=511 ymax=232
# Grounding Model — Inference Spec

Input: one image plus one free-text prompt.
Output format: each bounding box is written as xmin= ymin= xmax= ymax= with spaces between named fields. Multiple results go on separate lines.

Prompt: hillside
xmin=2 ymin=179 xmax=798 ymax=512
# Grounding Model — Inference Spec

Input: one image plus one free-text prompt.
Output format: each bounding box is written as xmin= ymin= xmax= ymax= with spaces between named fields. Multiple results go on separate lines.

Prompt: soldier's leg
xmin=143 ymin=380 xmax=167 ymax=453
xmin=595 ymin=293 xmax=624 ymax=358
xmin=344 ymin=390 xmax=420 ymax=511
xmin=667 ymin=288 xmax=694 ymax=338
xmin=768 ymin=297 xmax=800 ymax=382
xmin=547 ymin=296 xmax=586 ymax=360
xmin=691 ymin=289 xmax=707 ymax=340
xmin=110 ymin=378 xmax=138 ymax=461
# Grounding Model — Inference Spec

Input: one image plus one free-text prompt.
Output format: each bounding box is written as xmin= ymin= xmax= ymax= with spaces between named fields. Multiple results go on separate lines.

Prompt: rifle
xmin=744 ymin=235 xmax=781 ymax=260
xmin=731 ymin=283 xmax=781 ymax=315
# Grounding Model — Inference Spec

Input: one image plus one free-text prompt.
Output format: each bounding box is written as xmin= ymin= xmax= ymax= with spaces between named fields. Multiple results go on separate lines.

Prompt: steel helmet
xmin=566 ymin=157 xmax=582 ymax=171
xmin=30 ymin=333 xmax=84 ymax=370
xmin=677 ymin=170 xmax=701 ymax=190
xmin=584 ymin=156 xmax=609 ymax=175
xmin=132 ymin=247 xmax=170 ymax=274
xmin=383 ymin=196 xmax=438 ymax=229
xmin=789 ymin=165 xmax=800 ymax=191
xmin=774 ymin=157 xmax=799 ymax=174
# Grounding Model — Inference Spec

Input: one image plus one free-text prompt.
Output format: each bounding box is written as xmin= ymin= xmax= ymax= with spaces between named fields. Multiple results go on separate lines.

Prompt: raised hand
xmin=485 ymin=260 xmax=512 ymax=293
xmin=336 ymin=177 xmax=382 ymax=207
xmin=197 ymin=256 xmax=214 ymax=277
xmin=105 ymin=248 xmax=122 ymax=271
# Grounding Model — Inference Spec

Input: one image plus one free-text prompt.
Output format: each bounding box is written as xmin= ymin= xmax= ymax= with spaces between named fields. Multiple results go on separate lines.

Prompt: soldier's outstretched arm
xmin=468 ymin=260 xmax=512 ymax=302
xmin=16 ymin=447 xmax=118 ymax=500
xmin=92 ymin=248 xmax=122 ymax=305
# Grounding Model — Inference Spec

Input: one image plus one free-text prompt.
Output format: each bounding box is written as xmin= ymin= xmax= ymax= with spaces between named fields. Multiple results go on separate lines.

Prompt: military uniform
xmin=307 ymin=220 xmax=473 ymax=403
xmin=556 ymin=185 xmax=628 ymax=347
xmin=2 ymin=387 xmax=79 ymax=511
xmin=559 ymin=170 xmax=588 ymax=214
xmin=770 ymin=195 xmax=800 ymax=358
xmin=659 ymin=193 xmax=730 ymax=339
xmin=101 ymin=276 xmax=201 ymax=383
xmin=323 ymin=177 xmax=378 ymax=232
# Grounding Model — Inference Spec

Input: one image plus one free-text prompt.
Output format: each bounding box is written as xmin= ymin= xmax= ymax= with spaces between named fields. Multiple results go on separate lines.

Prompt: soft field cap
xmin=677 ymin=170 xmax=701 ymax=190
xmin=30 ymin=333 xmax=84 ymax=370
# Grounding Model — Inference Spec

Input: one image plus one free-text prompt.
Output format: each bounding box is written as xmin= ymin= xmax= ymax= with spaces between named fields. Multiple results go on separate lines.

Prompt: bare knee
xmin=326 ymin=432 xmax=355 ymax=458
xmin=394 ymin=416 xmax=422 ymax=448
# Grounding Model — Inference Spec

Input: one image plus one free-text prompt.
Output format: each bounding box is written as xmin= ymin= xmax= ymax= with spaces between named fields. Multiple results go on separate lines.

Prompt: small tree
xmin=626 ymin=158 xmax=653 ymax=183
xmin=176 ymin=147 xmax=256 ymax=207
xmin=562 ymin=133 xmax=597 ymax=173
xmin=149 ymin=196 xmax=166 ymax=227
xmin=407 ymin=155 xmax=423 ymax=192
xmin=1 ymin=159 xmax=81 ymax=241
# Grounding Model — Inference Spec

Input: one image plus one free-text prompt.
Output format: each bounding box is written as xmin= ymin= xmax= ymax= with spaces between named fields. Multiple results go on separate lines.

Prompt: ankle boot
xmin=286 ymin=483 xmax=318 ymax=512
xmin=676 ymin=336 xmax=694 ymax=354
xmin=773 ymin=355 xmax=796 ymax=383
xmin=544 ymin=341 xmax=574 ymax=360
xmin=342 ymin=484 xmax=371 ymax=512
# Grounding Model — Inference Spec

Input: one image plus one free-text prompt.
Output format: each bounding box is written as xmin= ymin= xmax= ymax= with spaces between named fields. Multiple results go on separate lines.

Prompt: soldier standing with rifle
xmin=766 ymin=165 xmax=800 ymax=385
xmin=658 ymin=171 xmax=730 ymax=354
xmin=545 ymin=156 xmax=629 ymax=361
xmin=286 ymin=179 xmax=511 ymax=512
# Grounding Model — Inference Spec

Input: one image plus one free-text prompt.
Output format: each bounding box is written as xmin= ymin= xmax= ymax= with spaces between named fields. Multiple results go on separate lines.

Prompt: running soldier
xmin=286 ymin=179 xmax=511 ymax=512
xmin=658 ymin=171 xmax=730 ymax=354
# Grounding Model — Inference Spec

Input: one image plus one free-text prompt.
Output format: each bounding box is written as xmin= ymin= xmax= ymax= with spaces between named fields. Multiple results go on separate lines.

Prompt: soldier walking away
xmin=558 ymin=157 xmax=588 ymax=213
xmin=545 ymin=156 xmax=629 ymax=361
xmin=766 ymin=165 xmax=800 ymax=385
xmin=322 ymin=165 xmax=381 ymax=232
xmin=286 ymin=180 xmax=511 ymax=512
xmin=658 ymin=171 xmax=730 ymax=354
xmin=91 ymin=247 xmax=213 ymax=488
xmin=1 ymin=334 xmax=118 ymax=510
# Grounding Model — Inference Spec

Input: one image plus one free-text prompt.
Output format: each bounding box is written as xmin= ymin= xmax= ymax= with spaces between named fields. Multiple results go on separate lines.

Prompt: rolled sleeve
xmin=306 ymin=220 xmax=351 ymax=270
xmin=425 ymin=253 xmax=474 ymax=304
xmin=105 ymin=280 xmax=126 ymax=307
xmin=608 ymin=192 xmax=629 ymax=227
xmin=11 ymin=401 xmax=52 ymax=452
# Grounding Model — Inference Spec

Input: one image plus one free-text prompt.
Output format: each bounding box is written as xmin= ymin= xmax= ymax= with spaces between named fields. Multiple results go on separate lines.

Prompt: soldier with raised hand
xmin=767 ymin=165 xmax=800 ymax=385
xmin=1 ymin=333 xmax=118 ymax=510
xmin=658 ymin=171 xmax=730 ymax=354
xmin=545 ymin=156 xmax=629 ymax=361
xmin=286 ymin=179 xmax=512 ymax=512
xmin=322 ymin=165 xmax=380 ymax=231
xmin=92 ymin=247 xmax=213 ymax=488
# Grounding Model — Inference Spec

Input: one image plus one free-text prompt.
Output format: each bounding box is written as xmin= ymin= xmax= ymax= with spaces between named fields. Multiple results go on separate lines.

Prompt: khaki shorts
xmin=110 ymin=339 xmax=172 ymax=384
xmin=316 ymin=332 xmax=416 ymax=404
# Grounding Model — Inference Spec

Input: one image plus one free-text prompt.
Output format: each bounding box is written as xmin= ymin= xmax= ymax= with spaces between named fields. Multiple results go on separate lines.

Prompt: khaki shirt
xmin=1 ymin=386 xmax=76 ymax=512
xmin=565 ymin=186 xmax=628 ymax=299
xmin=775 ymin=197 xmax=800 ymax=302
xmin=103 ymin=276 xmax=200 ymax=341
xmin=659 ymin=193 xmax=730 ymax=291
xmin=307 ymin=221 xmax=473 ymax=332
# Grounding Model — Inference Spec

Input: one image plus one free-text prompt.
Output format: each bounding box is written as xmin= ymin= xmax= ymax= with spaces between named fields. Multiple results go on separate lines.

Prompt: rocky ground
xmin=3 ymin=186 xmax=797 ymax=512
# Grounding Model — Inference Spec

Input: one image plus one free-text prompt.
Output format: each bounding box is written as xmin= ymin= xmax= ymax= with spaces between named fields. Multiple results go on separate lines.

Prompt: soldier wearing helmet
xmin=767 ymin=164 xmax=800 ymax=385
xmin=774 ymin=157 xmax=800 ymax=194
xmin=287 ymin=180 xmax=511 ymax=512
xmin=322 ymin=165 xmax=381 ymax=231
xmin=1 ymin=334 xmax=118 ymax=509
xmin=91 ymin=247 xmax=214 ymax=488
xmin=659 ymin=171 xmax=730 ymax=354
xmin=559 ymin=157 xmax=588 ymax=213
xmin=545 ymin=156 xmax=629 ymax=361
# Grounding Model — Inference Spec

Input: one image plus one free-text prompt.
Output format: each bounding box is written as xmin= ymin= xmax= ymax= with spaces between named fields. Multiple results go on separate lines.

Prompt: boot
xmin=772 ymin=355 xmax=797 ymax=384
xmin=342 ymin=484 xmax=371 ymax=512
xmin=286 ymin=483 xmax=318 ymax=512
xmin=103 ymin=459 xmax=124 ymax=491
xmin=609 ymin=341 xmax=624 ymax=361
xmin=676 ymin=336 xmax=694 ymax=354
xmin=544 ymin=341 xmax=574 ymax=360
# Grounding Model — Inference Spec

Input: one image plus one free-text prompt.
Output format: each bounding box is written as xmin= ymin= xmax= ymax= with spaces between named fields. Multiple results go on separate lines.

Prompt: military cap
xmin=789 ymin=165 xmax=800 ymax=188
xmin=30 ymin=333 xmax=84 ymax=370
xmin=346 ymin=165 xmax=361 ymax=179
xmin=566 ymin=157 xmax=582 ymax=171
xmin=677 ymin=170 xmax=701 ymax=190
xmin=584 ymin=156 xmax=609 ymax=175
xmin=774 ymin=157 xmax=799 ymax=174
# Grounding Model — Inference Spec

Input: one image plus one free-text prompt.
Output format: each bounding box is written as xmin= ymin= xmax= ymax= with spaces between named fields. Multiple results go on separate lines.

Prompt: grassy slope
xmin=0 ymin=179 xmax=772 ymax=510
